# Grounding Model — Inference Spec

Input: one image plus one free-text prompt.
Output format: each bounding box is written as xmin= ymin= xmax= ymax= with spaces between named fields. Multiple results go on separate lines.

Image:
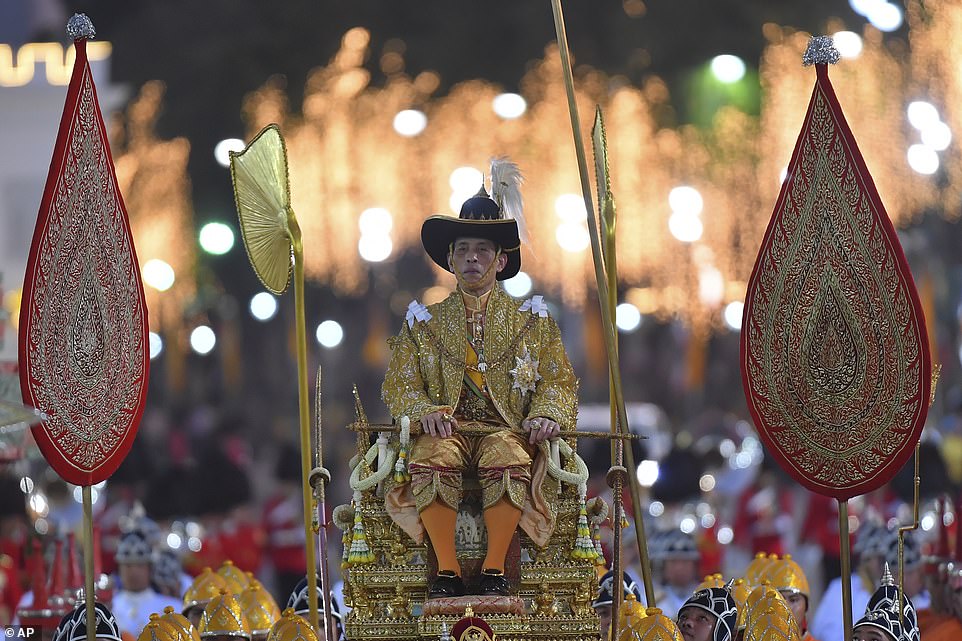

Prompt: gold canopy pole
xmin=548 ymin=0 xmax=656 ymax=607
xmin=83 ymin=486 xmax=95 ymax=641
xmin=839 ymin=500 xmax=852 ymax=641
xmin=290 ymin=220 xmax=321 ymax=633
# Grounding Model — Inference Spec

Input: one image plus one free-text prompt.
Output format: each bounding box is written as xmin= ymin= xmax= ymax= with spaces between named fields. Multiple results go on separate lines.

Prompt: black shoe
xmin=429 ymin=571 xmax=466 ymax=598
xmin=479 ymin=569 xmax=510 ymax=596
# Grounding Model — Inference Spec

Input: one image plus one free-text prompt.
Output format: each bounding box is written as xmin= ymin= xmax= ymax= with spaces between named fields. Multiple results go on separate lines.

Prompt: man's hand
xmin=522 ymin=416 xmax=561 ymax=444
xmin=422 ymin=411 xmax=458 ymax=438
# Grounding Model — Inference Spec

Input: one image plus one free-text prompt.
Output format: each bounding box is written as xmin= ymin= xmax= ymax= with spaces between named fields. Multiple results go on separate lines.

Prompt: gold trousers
xmin=408 ymin=429 xmax=534 ymax=512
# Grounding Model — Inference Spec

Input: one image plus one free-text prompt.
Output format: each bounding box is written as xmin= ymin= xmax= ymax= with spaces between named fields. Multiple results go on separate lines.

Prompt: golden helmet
xmin=617 ymin=593 xmax=648 ymax=641
xmin=238 ymin=583 xmax=281 ymax=636
xmin=744 ymin=595 xmax=800 ymax=641
xmin=216 ymin=561 xmax=251 ymax=594
xmin=728 ymin=578 xmax=751 ymax=615
xmin=138 ymin=616 xmax=182 ymax=641
xmin=160 ymin=606 xmax=202 ymax=641
xmin=738 ymin=582 xmax=781 ymax=631
xmin=266 ymin=609 xmax=318 ymax=641
xmin=184 ymin=568 xmax=230 ymax=611
xmin=743 ymin=553 xmax=771 ymax=588
xmin=768 ymin=555 xmax=810 ymax=599
xmin=695 ymin=573 xmax=726 ymax=591
xmin=198 ymin=591 xmax=252 ymax=639
xmin=619 ymin=608 xmax=682 ymax=641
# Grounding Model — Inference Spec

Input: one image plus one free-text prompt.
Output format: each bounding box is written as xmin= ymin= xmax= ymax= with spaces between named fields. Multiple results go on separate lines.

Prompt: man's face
xmin=663 ymin=559 xmax=699 ymax=588
xmin=852 ymin=626 xmax=895 ymax=641
xmin=119 ymin=561 xmax=151 ymax=592
xmin=677 ymin=606 xmax=716 ymax=641
xmin=448 ymin=238 xmax=505 ymax=292
xmin=779 ymin=591 xmax=807 ymax=632
xmin=594 ymin=604 xmax=612 ymax=639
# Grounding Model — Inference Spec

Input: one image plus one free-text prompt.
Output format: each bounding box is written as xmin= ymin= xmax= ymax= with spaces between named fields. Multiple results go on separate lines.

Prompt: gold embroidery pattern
xmin=23 ymin=61 xmax=146 ymax=473
xmin=743 ymin=82 xmax=928 ymax=496
xmin=382 ymin=285 xmax=579 ymax=433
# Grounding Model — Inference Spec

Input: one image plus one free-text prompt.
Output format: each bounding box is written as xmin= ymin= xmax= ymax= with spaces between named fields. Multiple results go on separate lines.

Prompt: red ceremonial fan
xmin=19 ymin=14 xmax=148 ymax=487
xmin=741 ymin=36 xmax=931 ymax=501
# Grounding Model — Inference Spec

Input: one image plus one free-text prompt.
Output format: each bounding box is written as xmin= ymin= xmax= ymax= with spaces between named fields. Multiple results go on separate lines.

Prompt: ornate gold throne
xmin=333 ymin=392 xmax=604 ymax=641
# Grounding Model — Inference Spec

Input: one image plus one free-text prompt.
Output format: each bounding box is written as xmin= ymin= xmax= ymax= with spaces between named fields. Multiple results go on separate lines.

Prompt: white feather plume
xmin=489 ymin=157 xmax=530 ymax=246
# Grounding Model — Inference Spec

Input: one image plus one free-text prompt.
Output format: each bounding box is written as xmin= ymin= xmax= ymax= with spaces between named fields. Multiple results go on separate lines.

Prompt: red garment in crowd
xmin=218 ymin=517 xmax=265 ymax=573
xmin=733 ymin=482 xmax=794 ymax=556
xmin=261 ymin=492 xmax=306 ymax=575
xmin=917 ymin=610 xmax=962 ymax=641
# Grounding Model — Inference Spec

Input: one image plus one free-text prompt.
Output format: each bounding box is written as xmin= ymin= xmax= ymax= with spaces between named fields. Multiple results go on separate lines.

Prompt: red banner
xmin=19 ymin=32 xmax=149 ymax=486
xmin=741 ymin=63 xmax=930 ymax=500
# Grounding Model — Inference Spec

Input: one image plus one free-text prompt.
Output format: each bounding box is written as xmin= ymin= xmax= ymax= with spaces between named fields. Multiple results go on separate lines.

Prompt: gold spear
xmin=549 ymin=1 xmax=657 ymax=616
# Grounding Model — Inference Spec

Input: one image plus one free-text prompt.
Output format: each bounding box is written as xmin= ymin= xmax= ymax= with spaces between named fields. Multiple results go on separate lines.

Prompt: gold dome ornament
xmin=198 ymin=591 xmax=252 ymax=640
xmin=184 ymin=568 xmax=230 ymax=611
xmin=742 ymin=587 xmax=792 ymax=634
xmin=160 ymin=606 xmax=202 ymax=641
xmin=744 ymin=593 xmax=799 ymax=641
xmin=138 ymin=616 xmax=183 ymax=641
xmin=266 ymin=610 xmax=317 ymax=641
xmin=629 ymin=608 xmax=682 ymax=641
xmin=216 ymin=561 xmax=251 ymax=594
xmin=617 ymin=593 xmax=648 ymax=641
xmin=238 ymin=583 xmax=281 ymax=636
xmin=768 ymin=555 xmax=810 ymax=599
xmin=738 ymin=582 xmax=782 ymax=631
xmin=726 ymin=579 xmax=751 ymax=630
xmin=744 ymin=553 xmax=773 ymax=588
xmin=696 ymin=574 xmax=726 ymax=591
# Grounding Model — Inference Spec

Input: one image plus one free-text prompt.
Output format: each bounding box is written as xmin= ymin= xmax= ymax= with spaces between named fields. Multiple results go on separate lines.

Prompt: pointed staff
xmin=229 ymin=125 xmax=319 ymax=632
xmin=548 ymin=0 xmax=656 ymax=611
xmin=310 ymin=367 xmax=336 ymax=641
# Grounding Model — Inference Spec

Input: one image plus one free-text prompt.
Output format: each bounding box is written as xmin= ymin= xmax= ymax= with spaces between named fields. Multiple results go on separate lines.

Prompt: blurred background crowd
xmin=3 ymin=0 xmax=962 ymax=635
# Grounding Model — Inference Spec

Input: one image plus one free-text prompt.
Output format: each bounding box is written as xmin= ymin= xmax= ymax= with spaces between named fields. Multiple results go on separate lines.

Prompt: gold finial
xmin=931 ymin=363 xmax=942 ymax=406
xmin=464 ymin=606 xmax=474 ymax=618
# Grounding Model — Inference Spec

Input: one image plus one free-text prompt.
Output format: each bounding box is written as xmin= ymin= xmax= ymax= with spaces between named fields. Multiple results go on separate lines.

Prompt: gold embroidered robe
xmin=381 ymin=285 xmax=579 ymax=546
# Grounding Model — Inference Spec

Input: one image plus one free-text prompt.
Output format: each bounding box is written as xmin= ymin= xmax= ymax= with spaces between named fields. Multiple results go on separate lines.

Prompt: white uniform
xmin=656 ymin=584 xmax=694 ymax=621
xmin=111 ymin=588 xmax=181 ymax=636
xmin=810 ymin=575 xmax=872 ymax=641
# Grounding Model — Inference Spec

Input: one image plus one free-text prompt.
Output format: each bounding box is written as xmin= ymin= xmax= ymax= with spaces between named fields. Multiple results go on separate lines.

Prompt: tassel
xmin=593 ymin=522 xmax=607 ymax=573
xmin=341 ymin=525 xmax=352 ymax=569
xmin=394 ymin=444 xmax=410 ymax=483
xmin=348 ymin=499 xmax=376 ymax=565
xmin=571 ymin=494 xmax=596 ymax=561
xmin=394 ymin=415 xmax=412 ymax=483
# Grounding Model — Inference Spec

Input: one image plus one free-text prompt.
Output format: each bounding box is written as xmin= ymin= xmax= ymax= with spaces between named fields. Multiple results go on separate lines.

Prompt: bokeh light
xmin=492 ymin=93 xmax=527 ymax=119
xmin=198 ymin=222 xmax=235 ymax=255
xmin=250 ymin=292 xmax=278 ymax=321
xmin=316 ymin=320 xmax=344 ymax=348
xmin=142 ymin=259 xmax=175 ymax=292
xmin=710 ymin=55 xmax=746 ymax=83
xmin=214 ymin=138 xmax=245 ymax=168
xmin=190 ymin=325 xmax=216 ymax=355
xmin=393 ymin=109 xmax=427 ymax=137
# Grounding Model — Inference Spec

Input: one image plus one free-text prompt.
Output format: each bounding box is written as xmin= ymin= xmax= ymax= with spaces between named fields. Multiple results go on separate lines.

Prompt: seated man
xmin=676 ymin=587 xmax=738 ymax=641
xmin=382 ymin=160 xmax=578 ymax=598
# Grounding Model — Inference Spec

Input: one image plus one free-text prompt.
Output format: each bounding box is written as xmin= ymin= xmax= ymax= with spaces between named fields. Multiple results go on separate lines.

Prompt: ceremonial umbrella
xmin=741 ymin=37 xmax=932 ymax=641
xmin=19 ymin=14 xmax=149 ymax=641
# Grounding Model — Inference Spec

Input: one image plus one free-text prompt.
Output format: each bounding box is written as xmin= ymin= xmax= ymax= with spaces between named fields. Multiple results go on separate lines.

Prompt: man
xmin=112 ymin=532 xmax=180 ymax=636
xmin=769 ymin=554 xmax=819 ymax=641
xmin=851 ymin=564 xmax=919 ymax=641
xmin=286 ymin=574 xmax=343 ymax=641
xmin=382 ymin=159 xmax=578 ymax=598
xmin=182 ymin=567 xmax=229 ymax=629
xmin=52 ymin=601 xmax=124 ymax=641
xmin=653 ymin=528 xmax=701 ymax=620
xmin=676 ymin=587 xmax=738 ymax=641
xmin=198 ymin=591 xmax=251 ymax=641
xmin=593 ymin=570 xmax=643 ymax=640
xmin=811 ymin=520 xmax=888 ymax=641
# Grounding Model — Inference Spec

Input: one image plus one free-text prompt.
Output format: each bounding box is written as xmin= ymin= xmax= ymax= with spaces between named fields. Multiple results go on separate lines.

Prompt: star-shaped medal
xmin=510 ymin=349 xmax=542 ymax=395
